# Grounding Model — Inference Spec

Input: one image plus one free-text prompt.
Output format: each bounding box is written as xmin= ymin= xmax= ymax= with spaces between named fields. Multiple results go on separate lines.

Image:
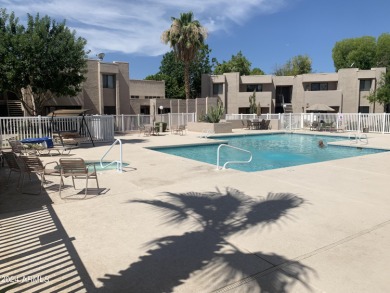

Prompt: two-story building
xmin=201 ymin=67 xmax=387 ymax=114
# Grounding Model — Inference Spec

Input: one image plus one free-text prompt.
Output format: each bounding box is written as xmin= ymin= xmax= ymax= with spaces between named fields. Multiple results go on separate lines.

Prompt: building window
xmin=131 ymin=95 xmax=139 ymax=99
xmin=213 ymin=83 xmax=223 ymax=95
xmin=358 ymin=106 xmax=369 ymax=113
xmin=145 ymin=96 xmax=161 ymax=99
xmin=360 ymin=79 xmax=372 ymax=91
xmin=311 ymin=83 xmax=328 ymax=91
xmin=246 ymin=84 xmax=262 ymax=92
xmin=140 ymin=106 xmax=150 ymax=114
xmin=104 ymin=106 xmax=116 ymax=115
xmin=103 ymin=74 xmax=115 ymax=88
xmin=238 ymin=107 xmax=250 ymax=114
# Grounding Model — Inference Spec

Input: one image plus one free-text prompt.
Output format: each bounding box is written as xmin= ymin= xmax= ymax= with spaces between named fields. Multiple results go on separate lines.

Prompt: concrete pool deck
xmin=1 ymin=129 xmax=390 ymax=292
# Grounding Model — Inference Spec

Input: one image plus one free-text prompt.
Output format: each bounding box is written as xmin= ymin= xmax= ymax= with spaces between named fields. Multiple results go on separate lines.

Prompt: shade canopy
xmin=306 ymin=104 xmax=335 ymax=112
xmin=47 ymin=109 xmax=90 ymax=117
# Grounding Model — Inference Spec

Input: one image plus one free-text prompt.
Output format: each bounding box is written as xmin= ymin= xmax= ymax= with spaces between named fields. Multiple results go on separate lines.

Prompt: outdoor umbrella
xmin=306 ymin=104 xmax=335 ymax=112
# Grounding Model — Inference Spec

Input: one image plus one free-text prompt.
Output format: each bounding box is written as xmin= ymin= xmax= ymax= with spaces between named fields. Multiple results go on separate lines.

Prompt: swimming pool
xmin=151 ymin=133 xmax=387 ymax=172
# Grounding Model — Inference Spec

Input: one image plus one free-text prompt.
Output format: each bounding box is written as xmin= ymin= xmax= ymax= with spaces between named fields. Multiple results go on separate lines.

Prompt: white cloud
xmin=0 ymin=0 xmax=288 ymax=56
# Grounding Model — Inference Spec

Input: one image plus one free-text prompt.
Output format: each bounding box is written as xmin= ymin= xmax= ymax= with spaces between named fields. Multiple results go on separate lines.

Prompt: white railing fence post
xmin=38 ymin=115 xmax=43 ymax=137
xmin=382 ymin=113 xmax=386 ymax=134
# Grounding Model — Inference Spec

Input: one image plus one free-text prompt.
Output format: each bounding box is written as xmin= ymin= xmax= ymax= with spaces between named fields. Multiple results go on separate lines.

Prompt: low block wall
xmin=187 ymin=122 xmax=233 ymax=133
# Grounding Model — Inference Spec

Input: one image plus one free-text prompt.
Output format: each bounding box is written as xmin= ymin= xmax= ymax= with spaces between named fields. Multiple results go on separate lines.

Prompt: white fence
xmin=281 ymin=113 xmax=390 ymax=133
xmin=225 ymin=113 xmax=390 ymax=134
xmin=114 ymin=113 xmax=196 ymax=132
xmin=0 ymin=115 xmax=115 ymax=148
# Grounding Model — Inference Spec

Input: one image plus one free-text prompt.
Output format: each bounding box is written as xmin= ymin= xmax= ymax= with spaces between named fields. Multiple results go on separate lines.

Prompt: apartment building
xmin=0 ymin=59 xmax=166 ymax=116
xmin=1 ymin=60 xmax=385 ymax=117
xmin=201 ymin=67 xmax=387 ymax=114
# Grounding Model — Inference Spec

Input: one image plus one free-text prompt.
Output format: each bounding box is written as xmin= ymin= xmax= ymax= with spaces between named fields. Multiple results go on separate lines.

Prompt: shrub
xmin=200 ymin=98 xmax=224 ymax=123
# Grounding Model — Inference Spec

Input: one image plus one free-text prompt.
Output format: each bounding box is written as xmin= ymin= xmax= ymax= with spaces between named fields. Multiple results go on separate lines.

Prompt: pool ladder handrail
xmin=216 ymin=144 xmax=252 ymax=170
xmin=199 ymin=129 xmax=215 ymax=139
xmin=100 ymin=138 xmax=123 ymax=172
xmin=348 ymin=132 xmax=368 ymax=145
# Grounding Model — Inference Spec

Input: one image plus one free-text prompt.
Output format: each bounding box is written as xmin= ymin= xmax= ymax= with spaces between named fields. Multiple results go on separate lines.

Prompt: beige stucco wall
xmin=116 ymin=62 xmax=131 ymax=114
xmin=45 ymin=59 xmax=131 ymax=115
xmin=82 ymin=60 xmax=100 ymax=113
xmin=130 ymin=80 xmax=165 ymax=99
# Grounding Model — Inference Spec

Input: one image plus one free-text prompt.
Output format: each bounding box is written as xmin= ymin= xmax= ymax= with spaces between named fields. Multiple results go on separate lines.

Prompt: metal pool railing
xmin=216 ymin=144 xmax=253 ymax=170
xmin=100 ymin=138 xmax=123 ymax=172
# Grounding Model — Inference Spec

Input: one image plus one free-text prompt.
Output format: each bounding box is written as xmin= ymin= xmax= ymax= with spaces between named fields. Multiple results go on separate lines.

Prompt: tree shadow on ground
xmin=97 ymin=187 xmax=316 ymax=292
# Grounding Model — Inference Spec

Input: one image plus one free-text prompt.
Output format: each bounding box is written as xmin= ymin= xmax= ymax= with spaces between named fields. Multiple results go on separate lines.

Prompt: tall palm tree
xmin=161 ymin=11 xmax=207 ymax=109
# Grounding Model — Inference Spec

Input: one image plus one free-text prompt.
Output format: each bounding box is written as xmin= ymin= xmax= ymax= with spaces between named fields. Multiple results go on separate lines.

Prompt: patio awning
xmin=306 ymin=104 xmax=335 ymax=112
xmin=46 ymin=109 xmax=90 ymax=117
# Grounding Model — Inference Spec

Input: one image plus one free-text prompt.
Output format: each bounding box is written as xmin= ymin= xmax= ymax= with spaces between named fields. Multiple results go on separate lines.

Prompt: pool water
xmin=151 ymin=134 xmax=387 ymax=172
xmin=85 ymin=161 xmax=129 ymax=171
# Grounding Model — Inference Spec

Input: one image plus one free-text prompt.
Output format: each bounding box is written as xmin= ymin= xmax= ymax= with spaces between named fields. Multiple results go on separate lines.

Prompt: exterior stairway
xmin=7 ymin=101 xmax=24 ymax=116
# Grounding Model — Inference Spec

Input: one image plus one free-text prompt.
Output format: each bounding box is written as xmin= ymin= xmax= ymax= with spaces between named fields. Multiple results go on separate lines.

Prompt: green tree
xmin=332 ymin=36 xmax=377 ymax=71
xmin=213 ymin=51 xmax=251 ymax=76
xmin=366 ymin=71 xmax=390 ymax=110
xmin=161 ymin=11 xmax=207 ymax=106
xmin=191 ymin=44 xmax=212 ymax=97
xmin=0 ymin=9 xmax=87 ymax=115
xmin=250 ymin=67 xmax=265 ymax=75
xmin=150 ymin=45 xmax=212 ymax=99
xmin=273 ymin=55 xmax=312 ymax=76
xmin=376 ymin=33 xmax=390 ymax=68
xmin=145 ymin=73 xmax=184 ymax=99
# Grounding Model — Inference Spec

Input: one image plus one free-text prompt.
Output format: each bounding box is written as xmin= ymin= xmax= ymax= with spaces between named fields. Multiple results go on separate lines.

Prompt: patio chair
xmin=173 ymin=125 xmax=186 ymax=135
xmin=139 ymin=124 xmax=154 ymax=136
xmin=2 ymin=151 xmax=25 ymax=189
xmin=309 ymin=121 xmax=319 ymax=131
xmin=333 ymin=123 xmax=346 ymax=133
xmin=260 ymin=120 xmax=271 ymax=130
xmin=19 ymin=156 xmax=61 ymax=194
xmin=58 ymin=158 xmax=99 ymax=198
xmin=246 ymin=120 xmax=254 ymax=130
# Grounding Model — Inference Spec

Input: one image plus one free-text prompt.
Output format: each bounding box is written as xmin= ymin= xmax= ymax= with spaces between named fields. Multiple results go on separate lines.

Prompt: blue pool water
xmin=151 ymin=134 xmax=387 ymax=172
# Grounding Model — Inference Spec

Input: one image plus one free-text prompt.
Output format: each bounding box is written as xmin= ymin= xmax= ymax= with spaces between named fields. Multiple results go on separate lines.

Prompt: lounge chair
xmin=36 ymin=144 xmax=75 ymax=156
xmin=58 ymin=158 xmax=99 ymax=198
xmin=8 ymin=139 xmax=36 ymax=156
xmin=19 ymin=156 xmax=61 ymax=194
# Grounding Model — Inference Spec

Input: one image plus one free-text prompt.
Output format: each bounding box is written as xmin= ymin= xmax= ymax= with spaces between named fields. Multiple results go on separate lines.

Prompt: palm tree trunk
xmin=184 ymin=61 xmax=190 ymax=113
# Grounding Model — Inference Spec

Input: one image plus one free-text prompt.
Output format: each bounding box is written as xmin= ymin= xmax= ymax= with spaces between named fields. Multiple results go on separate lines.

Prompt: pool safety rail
xmin=216 ymin=144 xmax=253 ymax=170
xmin=198 ymin=129 xmax=215 ymax=139
xmin=100 ymin=139 xmax=123 ymax=172
xmin=348 ymin=133 xmax=368 ymax=145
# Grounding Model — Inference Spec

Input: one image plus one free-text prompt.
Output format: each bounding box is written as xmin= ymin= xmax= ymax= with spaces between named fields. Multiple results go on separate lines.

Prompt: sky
xmin=1 ymin=0 xmax=389 ymax=79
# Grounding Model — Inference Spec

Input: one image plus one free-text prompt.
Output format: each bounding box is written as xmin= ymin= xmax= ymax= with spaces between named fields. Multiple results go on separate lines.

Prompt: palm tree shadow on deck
xmin=97 ymin=188 xmax=316 ymax=293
